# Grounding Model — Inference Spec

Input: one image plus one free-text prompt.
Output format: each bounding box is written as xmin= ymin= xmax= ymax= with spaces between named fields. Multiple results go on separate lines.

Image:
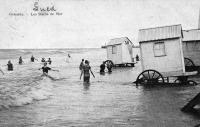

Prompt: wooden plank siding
xmin=139 ymin=24 xmax=185 ymax=75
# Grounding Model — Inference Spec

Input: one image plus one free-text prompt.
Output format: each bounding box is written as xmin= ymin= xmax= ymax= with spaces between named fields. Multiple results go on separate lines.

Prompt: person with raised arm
xmin=39 ymin=62 xmax=59 ymax=80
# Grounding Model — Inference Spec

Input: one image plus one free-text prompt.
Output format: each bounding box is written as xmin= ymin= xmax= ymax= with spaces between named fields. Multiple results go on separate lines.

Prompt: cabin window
xmin=153 ymin=42 xmax=166 ymax=57
xmin=112 ymin=46 xmax=117 ymax=54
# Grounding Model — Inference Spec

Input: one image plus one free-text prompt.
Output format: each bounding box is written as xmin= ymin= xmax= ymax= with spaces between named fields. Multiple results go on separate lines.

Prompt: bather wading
xmin=80 ymin=60 xmax=95 ymax=83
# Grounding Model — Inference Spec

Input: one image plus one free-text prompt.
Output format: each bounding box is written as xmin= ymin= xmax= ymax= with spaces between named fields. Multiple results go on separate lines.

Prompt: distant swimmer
xmin=80 ymin=60 xmax=95 ymax=83
xmin=100 ymin=61 xmax=105 ymax=73
xmin=68 ymin=53 xmax=71 ymax=58
xmin=31 ymin=55 xmax=38 ymax=62
xmin=41 ymin=58 xmax=46 ymax=62
xmin=79 ymin=59 xmax=84 ymax=71
xmin=47 ymin=58 xmax=52 ymax=65
xmin=39 ymin=62 xmax=59 ymax=80
xmin=19 ymin=56 xmax=24 ymax=65
xmin=7 ymin=60 xmax=13 ymax=71
xmin=66 ymin=54 xmax=71 ymax=63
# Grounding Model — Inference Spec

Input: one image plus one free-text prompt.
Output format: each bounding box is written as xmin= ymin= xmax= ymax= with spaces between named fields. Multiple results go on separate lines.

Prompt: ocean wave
xmin=0 ymin=74 xmax=54 ymax=110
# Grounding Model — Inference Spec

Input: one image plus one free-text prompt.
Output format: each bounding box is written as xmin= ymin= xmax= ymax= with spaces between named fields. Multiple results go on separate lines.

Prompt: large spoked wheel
xmin=136 ymin=69 xmax=164 ymax=85
xmin=184 ymin=58 xmax=195 ymax=66
xmin=187 ymin=80 xmax=198 ymax=86
xmin=184 ymin=58 xmax=197 ymax=72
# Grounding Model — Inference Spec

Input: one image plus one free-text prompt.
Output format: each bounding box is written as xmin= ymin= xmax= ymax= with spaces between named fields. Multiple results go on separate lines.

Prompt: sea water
xmin=0 ymin=48 xmax=199 ymax=127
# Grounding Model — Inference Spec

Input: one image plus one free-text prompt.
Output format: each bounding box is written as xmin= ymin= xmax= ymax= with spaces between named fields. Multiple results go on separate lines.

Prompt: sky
xmin=0 ymin=0 xmax=200 ymax=49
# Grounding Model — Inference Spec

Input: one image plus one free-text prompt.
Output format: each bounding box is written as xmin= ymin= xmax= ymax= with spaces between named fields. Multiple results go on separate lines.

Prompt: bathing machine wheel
xmin=186 ymin=80 xmax=198 ymax=86
xmin=135 ymin=69 xmax=164 ymax=85
xmin=184 ymin=58 xmax=195 ymax=67
xmin=184 ymin=58 xmax=198 ymax=72
xmin=174 ymin=76 xmax=198 ymax=86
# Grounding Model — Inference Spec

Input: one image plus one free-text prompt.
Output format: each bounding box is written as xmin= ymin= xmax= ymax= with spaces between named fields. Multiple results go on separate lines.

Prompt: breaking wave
xmin=0 ymin=70 xmax=54 ymax=110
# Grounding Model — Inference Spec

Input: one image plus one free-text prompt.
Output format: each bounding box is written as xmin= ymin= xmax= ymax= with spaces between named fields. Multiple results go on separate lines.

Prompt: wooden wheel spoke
xmin=141 ymin=73 xmax=148 ymax=79
xmin=184 ymin=58 xmax=195 ymax=66
xmin=152 ymin=71 xmax=155 ymax=78
xmin=155 ymin=75 xmax=161 ymax=79
xmin=136 ymin=69 xmax=164 ymax=85
xmin=147 ymin=71 xmax=150 ymax=79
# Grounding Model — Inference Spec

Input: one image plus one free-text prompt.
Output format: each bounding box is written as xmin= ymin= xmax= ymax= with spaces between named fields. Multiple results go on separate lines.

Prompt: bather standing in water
xmin=79 ymin=59 xmax=84 ymax=71
xmin=19 ymin=56 xmax=23 ymax=65
xmin=66 ymin=54 xmax=71 ymax=63
xmin=80 ymin=60 xmax=95 ymax=83
xmin=47 ymin=58 xmax=52 ymax=65
xmin=106 ymin=61 xmax=112 ymax=73
xmin=41 ymin=58 xmax=46 ymax=62
xmin=100 ymin=61 xmax=106 ymax=73
xmin=7 ymin=60 xmax=13 ymax=71
xmin=31 ymin=55 xmax=38 ymax=62
xmin=39 ymin=62 xmax=59 ymax=80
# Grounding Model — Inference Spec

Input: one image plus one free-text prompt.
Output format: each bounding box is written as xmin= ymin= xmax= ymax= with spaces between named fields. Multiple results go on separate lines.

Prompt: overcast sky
xmin=0 ymin=0 xmax=200 ymax=49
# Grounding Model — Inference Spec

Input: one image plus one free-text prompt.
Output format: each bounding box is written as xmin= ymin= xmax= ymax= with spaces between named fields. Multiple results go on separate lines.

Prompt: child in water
xmin=80 ymin=60 xmax=95 ymax=83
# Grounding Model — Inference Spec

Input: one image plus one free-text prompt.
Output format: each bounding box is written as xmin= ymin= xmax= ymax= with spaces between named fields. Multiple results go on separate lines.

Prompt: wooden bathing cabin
xmin=182 ymin=29 xmax=200 ymax=72
xmin=135 ymin=24 xmax=198 ymax=86
xmin=105 ymin=37 xmax=135 ymax=67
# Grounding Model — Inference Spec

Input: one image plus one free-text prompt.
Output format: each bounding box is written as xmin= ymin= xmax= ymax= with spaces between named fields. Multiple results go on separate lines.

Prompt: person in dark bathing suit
xmin=80 ymin=60 xmax=95 ymax=83
xmin=100 ymin=61 xmax=105 ymax=73
xmin=41 ymin=58 xmax=46 ymax=62
xmin=31 ymin=55 xmax=38 ymax=62
xmin=19 ymin=56 xmax=23 ymax=65
xmin=7 ymin=60 xmax=13 ymax=71
xmin=47 ymin=58 xmax=52 ymax=65
xmin=79 ymin=59 xmax=84 ymax=71
xmin=39 ymin=62 xmax=59 ymax=80
xmin=107 ymin=61 xmax=112 ymax=73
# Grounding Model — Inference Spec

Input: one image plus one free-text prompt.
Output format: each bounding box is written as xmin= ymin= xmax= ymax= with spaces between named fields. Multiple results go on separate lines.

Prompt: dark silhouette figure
xmin=100 ymin=61 xmax=105 ymax=73
xmin=79 ymin=59 xmax=84 ymax=71
xmin=136 ymin=54 xmax=139 ymax=61
xmin=31 ymin=55 xmax=37 ymax=62
xmin=19 ymin=56 xmax=23 ymax=65
xmin=41 ymin=58 xmax=46 ymax=62
xmin=107 ymin=61 xmax=112 ymax=73
xmin=47 ymin=58 xmax=52 ymax=65
xmin=7 ymin=60 xmax=13 ymax=71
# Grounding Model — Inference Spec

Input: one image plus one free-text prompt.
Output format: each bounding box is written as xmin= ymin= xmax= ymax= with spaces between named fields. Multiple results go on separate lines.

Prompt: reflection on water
xmin=0 ymin=49 xmax=199 ymax=127
xmin=83 ymin=82 xmax=90 ymax=91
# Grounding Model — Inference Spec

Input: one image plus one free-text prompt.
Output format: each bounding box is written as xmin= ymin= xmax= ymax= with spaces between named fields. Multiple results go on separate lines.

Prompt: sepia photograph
xmin=0 ymin=0 xmax=200 ymax=126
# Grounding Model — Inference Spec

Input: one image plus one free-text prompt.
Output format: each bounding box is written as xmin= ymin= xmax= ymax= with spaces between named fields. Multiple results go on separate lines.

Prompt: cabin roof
xmin=138 ymin=24 xmax=182 ymax=42
xmin=183 ymin=29 xmax=200 ymax=41
xmin=107 ymin=37 xmax=133 ymax=46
